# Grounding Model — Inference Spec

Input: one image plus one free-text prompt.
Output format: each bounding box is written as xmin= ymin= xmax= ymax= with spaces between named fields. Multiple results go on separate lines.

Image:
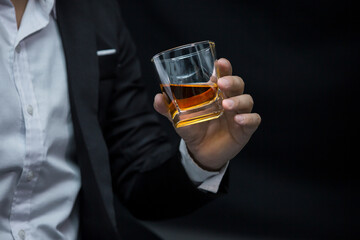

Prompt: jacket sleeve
xmin=101 ymin=7 xmax=228 ymax=220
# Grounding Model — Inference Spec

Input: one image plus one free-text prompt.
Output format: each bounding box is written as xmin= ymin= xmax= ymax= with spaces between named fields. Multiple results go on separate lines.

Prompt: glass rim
xmin=151 ymin=40 xmax=215 ymax=62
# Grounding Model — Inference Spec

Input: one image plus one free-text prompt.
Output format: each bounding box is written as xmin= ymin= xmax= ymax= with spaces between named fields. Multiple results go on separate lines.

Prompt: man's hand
xmin=153 ymin=58 xmax=261 ymax=171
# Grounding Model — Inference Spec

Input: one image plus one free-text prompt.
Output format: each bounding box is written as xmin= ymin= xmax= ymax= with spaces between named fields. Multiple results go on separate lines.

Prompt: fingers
xmin=221 ymin=90 xmax=261 ymax=133
xmin=234 ymin=113 xmax=261 ymax=133
xmin=222 ymin=94 xmax=254 ymax=113
xmin=218 ymin=75 xmax=245 ymax=98
xmin=216 ymin=58 xmax=232 ymax=77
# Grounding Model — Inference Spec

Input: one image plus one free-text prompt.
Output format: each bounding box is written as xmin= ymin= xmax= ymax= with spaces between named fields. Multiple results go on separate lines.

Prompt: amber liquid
xmin=160 ymin=83 xmax=223 ymax=127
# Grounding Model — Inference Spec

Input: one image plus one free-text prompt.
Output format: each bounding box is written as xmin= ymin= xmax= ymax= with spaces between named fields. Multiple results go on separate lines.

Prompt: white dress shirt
xmin=0 ymin=1 xmax=80 ymax=239
xmin=0 ymin=1 xmax=226 ymax=239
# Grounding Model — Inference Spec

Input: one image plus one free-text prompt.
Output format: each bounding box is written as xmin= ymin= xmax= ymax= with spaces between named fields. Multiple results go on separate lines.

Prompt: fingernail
xmin=235 ymin=115 xmax=245 ymax=124
xmin=220 ymin=78 xmax=230 ymax=88
xmin=224 ymin=99 xmax=234 ymax=108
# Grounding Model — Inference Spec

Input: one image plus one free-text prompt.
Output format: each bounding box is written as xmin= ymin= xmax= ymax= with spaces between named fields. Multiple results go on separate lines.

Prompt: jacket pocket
xmin=98 ymin=49 xmax=118 ymax=80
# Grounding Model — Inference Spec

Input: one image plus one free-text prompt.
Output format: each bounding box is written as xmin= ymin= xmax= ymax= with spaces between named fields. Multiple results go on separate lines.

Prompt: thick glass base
xmin=172 ymin=98 xmax=223 ymax=128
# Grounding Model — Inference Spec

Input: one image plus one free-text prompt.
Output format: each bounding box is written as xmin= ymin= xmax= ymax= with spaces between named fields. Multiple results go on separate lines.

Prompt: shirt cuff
xmin=179 ymin=139 xmax=229 ymax=193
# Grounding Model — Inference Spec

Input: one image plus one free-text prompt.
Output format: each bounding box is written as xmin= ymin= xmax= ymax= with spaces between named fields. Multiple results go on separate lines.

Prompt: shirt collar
xmin=39 ymin=0 xmax=56 ymax=19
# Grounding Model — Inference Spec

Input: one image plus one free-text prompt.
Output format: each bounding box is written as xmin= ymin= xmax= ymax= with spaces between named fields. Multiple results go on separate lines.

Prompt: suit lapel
xmin=55 ymin=0 xmax=118 ymax=234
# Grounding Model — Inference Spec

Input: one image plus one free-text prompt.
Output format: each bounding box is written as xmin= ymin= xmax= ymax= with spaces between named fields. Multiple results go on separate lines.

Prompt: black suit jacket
xmin=55 ymin=0 xmax=227 ymax=239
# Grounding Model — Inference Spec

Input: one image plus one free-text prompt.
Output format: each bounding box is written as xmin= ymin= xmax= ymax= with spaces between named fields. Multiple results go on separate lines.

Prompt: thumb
xmin=153 ymin=93 xmax=172 ymax=120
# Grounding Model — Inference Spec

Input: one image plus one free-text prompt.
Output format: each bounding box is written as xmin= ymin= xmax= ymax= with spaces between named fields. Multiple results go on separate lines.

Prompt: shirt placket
xmin=10 ymin=40 xmax=45 ymax=240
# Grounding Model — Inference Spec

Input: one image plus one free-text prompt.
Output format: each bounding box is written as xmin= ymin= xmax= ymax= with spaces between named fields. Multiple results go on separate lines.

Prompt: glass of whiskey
xmin=152 ymin=40 xmax=224 ymax=128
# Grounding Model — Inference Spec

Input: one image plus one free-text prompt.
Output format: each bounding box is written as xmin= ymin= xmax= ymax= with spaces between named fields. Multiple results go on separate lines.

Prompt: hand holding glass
xmin=152 ymin=41 xmax=224 ymax=128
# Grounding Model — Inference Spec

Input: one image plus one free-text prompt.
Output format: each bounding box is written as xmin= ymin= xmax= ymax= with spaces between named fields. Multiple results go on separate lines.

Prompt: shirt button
xmin=15 ymin=45 xmax=21 ymax=53
xmin=26 ymin=170 xmax=34 ymax=182
xmin=18 ymin=229 xmax=25 ymax=240
xmin=27 ymin=105 xmax=33 ymax=116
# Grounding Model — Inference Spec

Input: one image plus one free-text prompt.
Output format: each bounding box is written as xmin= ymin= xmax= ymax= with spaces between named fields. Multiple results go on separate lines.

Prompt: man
xmin=0 ymin=0 xmax=261 ymax=239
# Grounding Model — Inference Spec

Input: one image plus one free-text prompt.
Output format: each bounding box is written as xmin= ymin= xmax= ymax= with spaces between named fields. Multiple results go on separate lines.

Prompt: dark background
xmin=119 ymin=0 xmax=359 ymax=239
